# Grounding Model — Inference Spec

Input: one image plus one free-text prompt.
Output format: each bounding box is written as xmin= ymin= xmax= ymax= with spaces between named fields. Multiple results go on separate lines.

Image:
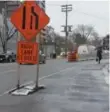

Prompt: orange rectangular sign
xmin=17 ymin=41 xmax=38 ymax=64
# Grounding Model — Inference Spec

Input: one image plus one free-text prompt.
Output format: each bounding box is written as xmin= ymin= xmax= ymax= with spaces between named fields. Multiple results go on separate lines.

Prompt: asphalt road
xmin=0 ymin=59 xmax=109 ymax=112
xmin=0 ymin=59 xmax=91 ymax=95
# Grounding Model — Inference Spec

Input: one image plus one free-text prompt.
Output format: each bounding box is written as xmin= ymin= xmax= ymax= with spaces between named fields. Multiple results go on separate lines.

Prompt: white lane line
xmin=39 ymin=67 xmax=74 ymax=80
xmin=0 ymin=66 xmax=74 ymax=97
xmin=0 ymin=63 xmax=16 ymax=67
xmin=0 ymin=70 xmax=16 ymax=74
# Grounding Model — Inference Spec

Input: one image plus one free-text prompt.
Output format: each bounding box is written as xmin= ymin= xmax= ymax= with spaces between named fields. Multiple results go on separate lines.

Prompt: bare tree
xmin=0 ymin=14 xmax=17 ymax=53
xmin=77 ymin=24 xmax=95 ymax=39
xmin=45 ymin=25 xmax=55 ymax=42
xmin=70 ymin=24 xmax=99 ymax=45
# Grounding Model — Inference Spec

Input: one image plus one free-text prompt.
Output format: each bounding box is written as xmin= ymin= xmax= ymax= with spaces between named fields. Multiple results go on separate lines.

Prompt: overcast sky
xmin=46 ymin=0 xmax=109 ymax=37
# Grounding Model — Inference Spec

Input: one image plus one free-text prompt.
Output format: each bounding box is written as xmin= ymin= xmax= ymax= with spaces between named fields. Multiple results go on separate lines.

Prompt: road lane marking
xmin=0 ymin=66 xmax=75 ymax=97
xmin=0 ymin=63 xmax=16 ymax=67
xmin=0 ymin=70 xmax=16 ymax=74
xmin=39 ymin=67 xmax=74 ymax=80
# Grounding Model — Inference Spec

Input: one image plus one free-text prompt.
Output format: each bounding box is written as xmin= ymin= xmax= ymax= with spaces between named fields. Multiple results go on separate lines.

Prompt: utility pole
xmin=61 ymin=4 xmax=72 ymax=56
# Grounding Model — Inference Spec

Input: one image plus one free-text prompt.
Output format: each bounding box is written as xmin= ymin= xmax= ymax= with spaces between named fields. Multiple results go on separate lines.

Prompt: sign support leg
xmin=35 ymin=36 xmax=40 ymax=89
xmin=16 ymin=31 xmax=21 ymax=89
xmin=16 ymin=64 xmax=20 ymax=89
xmin=34 ymin=34 xmax=44 ymax=91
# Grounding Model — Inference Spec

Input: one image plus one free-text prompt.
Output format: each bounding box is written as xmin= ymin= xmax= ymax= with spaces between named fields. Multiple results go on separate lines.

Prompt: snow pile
xmin=78 ymin=45 xmax=89 ymax=54
xmin=102 ymin=65 xmax=109 ymax=85
xmin=78 ymin=44 xmax=96 ymax=55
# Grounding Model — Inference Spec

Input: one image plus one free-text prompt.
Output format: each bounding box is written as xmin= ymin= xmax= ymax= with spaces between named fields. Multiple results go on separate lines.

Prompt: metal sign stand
xmin=9 ymin=1 xmax=49 ymax=95
xmin=16 ymin=63 xmax=20 ymax=89
xmin=35 ymin=35 xmax=40 ymax=89
xmin=34 ymin=33 xmax=45 ymax=91
xmin=14 ymin=1 xmax=21 ymax=90
xmin=16 ymin=31 xmax=21 ymax=89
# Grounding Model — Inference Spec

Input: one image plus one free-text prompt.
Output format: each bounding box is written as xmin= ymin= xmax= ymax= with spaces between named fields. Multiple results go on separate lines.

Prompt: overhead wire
xmin=46 ymin=3 xmax=109 ymax=21
xmin=74 ymin=10 xmax=108 ymax=21
xmin=46 ymin=3 xmax=108 ymax=36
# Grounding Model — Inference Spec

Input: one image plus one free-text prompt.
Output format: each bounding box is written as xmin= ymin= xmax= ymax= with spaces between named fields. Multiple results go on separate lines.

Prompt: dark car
xmin=0 ymin=51 xmax=16 ymax=63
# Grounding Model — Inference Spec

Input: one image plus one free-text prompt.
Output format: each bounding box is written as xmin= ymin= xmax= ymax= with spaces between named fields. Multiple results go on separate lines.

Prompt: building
xmin=42 ymin=26 xmax=56 ymax=58
xmin=0 ymin=2 xmax=5 ymax=13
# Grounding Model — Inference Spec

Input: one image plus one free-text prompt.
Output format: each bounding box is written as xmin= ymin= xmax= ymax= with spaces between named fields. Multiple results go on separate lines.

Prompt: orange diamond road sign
xmin=17 ymin=41 xmax=38 ymax=64
xmin=10 ymin=1 xmax=50 ymax=41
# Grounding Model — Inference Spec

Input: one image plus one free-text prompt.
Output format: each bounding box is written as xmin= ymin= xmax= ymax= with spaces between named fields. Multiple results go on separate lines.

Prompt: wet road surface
xmin=0 ymin=59 xmax=109 ymax=112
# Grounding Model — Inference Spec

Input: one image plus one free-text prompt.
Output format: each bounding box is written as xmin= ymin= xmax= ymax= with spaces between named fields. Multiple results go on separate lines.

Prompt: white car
xmin=39 ymin=51 xmax=46 ymax=64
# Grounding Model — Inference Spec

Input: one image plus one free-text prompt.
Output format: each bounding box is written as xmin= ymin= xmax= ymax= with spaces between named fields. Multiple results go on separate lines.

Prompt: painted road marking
xmin=0 ymin=70 xmax=16 ymax=74
xmin=0 ymin=63 xmax=16 ymax=67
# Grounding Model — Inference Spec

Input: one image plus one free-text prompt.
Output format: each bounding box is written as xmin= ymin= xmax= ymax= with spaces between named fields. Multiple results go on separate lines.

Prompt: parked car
xmin=0 ymin=51 xmax=16 ymax=63
xmin=39 ymin=52 xmax=46 ymax=64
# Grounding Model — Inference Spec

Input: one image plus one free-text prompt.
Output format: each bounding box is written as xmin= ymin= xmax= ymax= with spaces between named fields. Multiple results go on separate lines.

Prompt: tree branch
xmin=86 ymin=28 xmax=93 ymax=39
xmin=0 ymin=28 xmax=5 ymax=47
xmin=8 ymin=26 xmax=15 ymax=36
xmin=7 ymin=29 xmax=17 ymax=41
xmin=0 ymin=32 xmax=4 ymax=47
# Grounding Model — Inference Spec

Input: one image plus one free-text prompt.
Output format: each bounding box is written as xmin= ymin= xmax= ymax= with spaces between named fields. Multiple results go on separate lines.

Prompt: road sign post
xmin=16 ymin=31 xmax=21 ymax=89
xmin=17 ymin=63 xmax=20 ymax=89
xmin=10 ymin=1 xmax=50 ymax=95
xmin=35 ymin=36 xmax=40 ymax=89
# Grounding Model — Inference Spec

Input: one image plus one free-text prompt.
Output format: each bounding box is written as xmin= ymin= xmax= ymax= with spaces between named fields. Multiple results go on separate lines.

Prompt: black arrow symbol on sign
xmin=22 ymin=6 xmax=39 ymax=30
xmin=22 ymin=6 xmax=26 ymax=29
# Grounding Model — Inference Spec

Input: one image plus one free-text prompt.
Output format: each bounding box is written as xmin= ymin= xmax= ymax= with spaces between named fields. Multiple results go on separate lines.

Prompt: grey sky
xmin=46 ymin=1 xmax=109 ymax=37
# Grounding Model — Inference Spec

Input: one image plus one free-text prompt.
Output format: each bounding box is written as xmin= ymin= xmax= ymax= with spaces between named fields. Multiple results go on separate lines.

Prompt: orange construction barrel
xmin=67 ymin=52 xmax=74 ymax=62
xmin=67 ymin=50 xmax=78 ymax=62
